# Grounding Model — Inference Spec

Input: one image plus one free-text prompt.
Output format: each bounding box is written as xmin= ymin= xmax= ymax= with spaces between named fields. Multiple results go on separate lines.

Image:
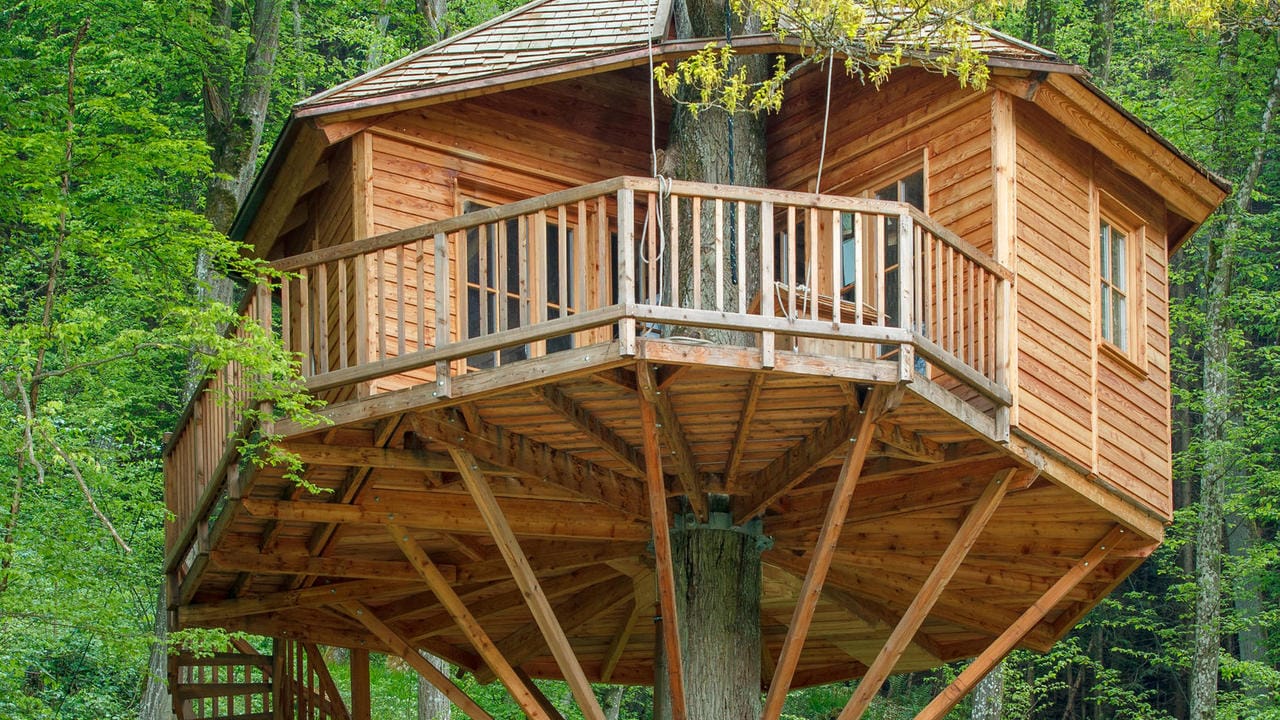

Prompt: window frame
xmin=1094 ymin=191 xmax=1147 ymax=372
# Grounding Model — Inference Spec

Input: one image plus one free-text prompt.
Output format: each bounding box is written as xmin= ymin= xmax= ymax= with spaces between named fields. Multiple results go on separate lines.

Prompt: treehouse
xmin=161 ymin=0 xmax=1228 ymax=718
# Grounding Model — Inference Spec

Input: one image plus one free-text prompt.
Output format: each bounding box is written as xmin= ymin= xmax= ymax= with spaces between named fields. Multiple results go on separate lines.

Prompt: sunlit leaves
xmin=654 ymin=0 xmax=1018 ymax=116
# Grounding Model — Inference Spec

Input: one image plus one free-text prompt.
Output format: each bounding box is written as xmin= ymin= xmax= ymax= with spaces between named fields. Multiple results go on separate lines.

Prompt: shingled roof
xmin=296 ymin=0 xmax=1066 ymax=115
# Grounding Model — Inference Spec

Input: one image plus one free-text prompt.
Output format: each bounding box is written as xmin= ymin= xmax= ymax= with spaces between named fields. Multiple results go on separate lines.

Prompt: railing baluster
xmin=808 ymin=206 xmax=819 ymax=321
xmin=830 ymin=209 xmax=841 ymax=326
xmin=787 ymin=205 xmax=797 ymax=321
xmin=760 ymin=200 xmax=775 ymax=368
xmin=338 ymin=258 xmax=349 ymax=368
xmin=647 ymin=194 xmax=658 ymax=303
xmin=396 ymin=244 xmax=406 ymax=357
xmin=375 ymin=249 xmax=385 ymax=361
xmin=876 ymin=215 xmax=886 ymax=327
xmin=737 ymin=200 xmax=747 ymax=314
xmin=299 ymin=268 xmax=312 ymax=376
xmin=558 ymin=204 xmax=569 ymax=317
xmin=715 ymin=198 xmax=724 ymax=312
xmin=477 ymin=221 xmax=489 ymax=341
xmin=670 ymin=193 xmax=680 ymax=308
xmin=317 ymin=263 xmax=330 ymax=374
xmin=530 ymin=211 xmax=545 ymax=358
xmin=416 ymin=237 xmax=426 ymax=352
xmin=854 ymin=212 xmax=864 ymax=327
xmin=692 ymin=195 xmax=702 ymax=310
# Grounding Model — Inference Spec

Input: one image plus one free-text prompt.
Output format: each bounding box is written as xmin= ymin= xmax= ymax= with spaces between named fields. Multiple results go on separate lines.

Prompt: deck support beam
xmin=413 ymin=412 xmax=646 ymax=518
xmin=724 ymin=373 xmax=766 ymax=487
xmin=640 ymin=398 xmax=687 ymax=720
xmin=536 ymin=385 xmax=645 ymax=476
xmin=914 ymin=525 xmax=1128 ymax=720
xmin=638 ymin=361 xmax=707 ymax=519
xmin=342 ymin=601 xmax=493 ymax=720
xmin=735 ymin=386 xmax=869 ymax=520
xmin=448 ymin=446 xmax=606 ymax=720
xmin=839 ymin=468 xmax=1019 ymax=720
xmin=762 ymin=387 xmax=885 ymax=720
xmin=388 ymin=524 xmax=553 ymax=720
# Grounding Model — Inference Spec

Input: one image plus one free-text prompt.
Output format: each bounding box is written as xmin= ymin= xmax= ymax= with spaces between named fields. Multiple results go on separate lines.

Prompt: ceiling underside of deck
xmin=181 ymin=359 xmax=1154 ymax=688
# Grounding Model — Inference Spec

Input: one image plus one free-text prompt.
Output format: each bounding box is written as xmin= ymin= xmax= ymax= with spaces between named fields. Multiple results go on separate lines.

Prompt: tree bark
xmin=664 ymin=0 xmax=767 ymax=344
xmin=417 ymin=653 xmax=453 ymax=720
xmin=970 ymin=661 xmax=1004 ymax=720
xmin=603 ymin=685 xmax=626 ymax=720
xmin=1189 ymin=39 xmax=1280 ymax=720
xmin=655 ymin=525 xmax=763 ymax=720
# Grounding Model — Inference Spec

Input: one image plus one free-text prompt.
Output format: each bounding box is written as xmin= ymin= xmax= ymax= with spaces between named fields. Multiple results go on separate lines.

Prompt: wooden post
xmin=640 ymin=398 xmax=687 ymax=720
xmin=350 ymin=648 xmax=371 ymax=720
xmin=434 ymin=231 xmax=452 ymax=397
xmin=898 ymin=212 xmax=915 ymax=382
xmin=618 ymin=187 xmax=636 ymax=355
xmin=761 ymin=388 xmax=883 ymax=720
xmin=839 ymin=468 xmax=1018 ymax=720
xmin=448 ymin=447 xmax=606 ymax=720
xmin=914 ymin=526 xmax=1128 ymax=720
xmin=991 ymin=91 xmax=1016 ymax=439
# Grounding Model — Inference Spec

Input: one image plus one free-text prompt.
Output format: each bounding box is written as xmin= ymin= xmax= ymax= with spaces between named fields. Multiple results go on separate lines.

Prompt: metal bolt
xmin=1083 ymin=562 xmax=1090 ymax=567
xmin=330 ymin=588 xmax=336 ymax=594
xmin=374 ymin=496 xmax=381 ymax=502
xmin=388 ymin=513 xmax=396 ymax=520
xmin=403 ymin=536 xmax=410 ymax=542
xmin=356 ymin=609 xmax=363 ymax=615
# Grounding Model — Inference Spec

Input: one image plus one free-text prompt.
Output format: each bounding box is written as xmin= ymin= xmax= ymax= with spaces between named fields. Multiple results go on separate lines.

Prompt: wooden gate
xmin=170 ymin=638 xmax=349 ymax=720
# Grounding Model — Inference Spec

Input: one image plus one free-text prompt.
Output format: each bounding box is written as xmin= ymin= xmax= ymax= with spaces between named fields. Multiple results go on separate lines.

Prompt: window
xmin=1098 ymin=219 xmax=1129 ymax=352
xmin=1095 ymin=192 xmax=1146 ymax=371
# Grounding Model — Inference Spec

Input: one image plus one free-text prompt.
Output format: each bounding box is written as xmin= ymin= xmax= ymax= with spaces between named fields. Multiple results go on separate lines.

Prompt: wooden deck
xmin=163 ymin=179 xmax=1159 ymax=701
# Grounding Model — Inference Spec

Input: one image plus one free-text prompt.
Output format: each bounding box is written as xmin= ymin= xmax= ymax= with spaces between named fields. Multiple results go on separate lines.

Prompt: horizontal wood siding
xmin=1015 ymin=102 xmax=1173 ymax=518
xmin=1014 ymin=103 xmax=1094 ymax=468
xmin=1093 ymin=159 xmax=1173 ymax=517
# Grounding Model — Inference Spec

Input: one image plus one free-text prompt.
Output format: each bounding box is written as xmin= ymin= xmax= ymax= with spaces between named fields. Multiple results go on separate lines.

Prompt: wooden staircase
xmin=170 ymin=638 xmax=349 ymax=720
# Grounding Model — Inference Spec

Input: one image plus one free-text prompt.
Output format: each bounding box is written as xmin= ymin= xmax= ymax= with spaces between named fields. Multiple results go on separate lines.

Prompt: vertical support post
xmin=617 ymin=187 xmax=637 ymax=355
xmin=271 ymin=638 xmax=287 ymax=720
xmin=434 ymin=232 xmax=452 ymax=398
xmin=760 ymin=200 xmax=775 ymax=368
xmin=640 ymin=398 xmax=687 ymax=720
xmin=898 ymin=212 xmax=915 ymax=381
xmin=350 ymin=648 xmax=371 ymax=720
xmin=990 ymin=90 xmax=1017 ymax=441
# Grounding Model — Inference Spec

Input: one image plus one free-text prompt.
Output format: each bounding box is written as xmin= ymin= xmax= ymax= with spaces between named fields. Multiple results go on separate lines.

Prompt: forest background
xmin=0 ymin=0 xmax=1277 ymax=717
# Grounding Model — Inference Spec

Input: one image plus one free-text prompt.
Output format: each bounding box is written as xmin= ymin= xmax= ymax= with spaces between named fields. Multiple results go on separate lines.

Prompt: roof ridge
xmin=298 ymin=0 xmax=565 ymax=108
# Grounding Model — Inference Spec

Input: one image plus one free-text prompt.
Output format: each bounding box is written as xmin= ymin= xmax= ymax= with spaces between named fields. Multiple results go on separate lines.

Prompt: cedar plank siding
xmin=1014 ymin=102 xmax=1173 ymax=517
xmin=1013 ymin=103 xmax=1095 ymax=469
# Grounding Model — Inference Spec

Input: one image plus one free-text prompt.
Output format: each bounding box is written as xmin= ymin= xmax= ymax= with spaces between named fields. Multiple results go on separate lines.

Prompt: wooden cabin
xmin=161 ymin=0 xmax=1228 ymax=718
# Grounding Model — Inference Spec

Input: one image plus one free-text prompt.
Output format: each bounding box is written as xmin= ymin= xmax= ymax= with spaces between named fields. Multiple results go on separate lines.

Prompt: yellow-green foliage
xmin=655 ymin=0 xmax=1020 ymax=116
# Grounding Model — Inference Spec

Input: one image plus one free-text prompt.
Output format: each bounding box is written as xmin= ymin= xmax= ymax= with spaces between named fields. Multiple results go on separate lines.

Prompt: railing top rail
xmin=270 ymin=176 xmax=1013 ymax=283
xmin=271 ymin=176 xmax=633 ymax=272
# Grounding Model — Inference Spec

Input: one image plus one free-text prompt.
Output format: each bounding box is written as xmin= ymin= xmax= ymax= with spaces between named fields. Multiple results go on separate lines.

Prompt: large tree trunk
xmin=1189 ymin=43 xmax=1280 ymax=720
xmin=664 ymin=0 xmax=768 ymax=344
xmin=656 ymin=525 xmax=764 ymax=720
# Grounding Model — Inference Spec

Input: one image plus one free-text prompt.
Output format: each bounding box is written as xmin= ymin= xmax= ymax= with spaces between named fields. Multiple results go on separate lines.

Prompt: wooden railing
xmin=163 ymin=177 xmax=1012 ymax=579
xmin=170 ymin=639 xmax=348 ymax=720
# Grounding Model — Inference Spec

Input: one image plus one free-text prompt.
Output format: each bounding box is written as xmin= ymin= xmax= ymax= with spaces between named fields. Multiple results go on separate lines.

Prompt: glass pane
xmin=1099 ymin=222 xmax=1110 ymax=281
xmin=1100 ymin=289 xmax=1111 ymax=342
xmin=1111 ymin=229 xmax=1126 ymax=292
xmin=902 ymin=170 xmax=925 ymax=210
xmin=875 ymin=181 xmax=898 ymax=202
xmin=842 ymin=238 xmax=857 ymax=287
xmin=1113 ymin=293 xmax=1127 ymax=351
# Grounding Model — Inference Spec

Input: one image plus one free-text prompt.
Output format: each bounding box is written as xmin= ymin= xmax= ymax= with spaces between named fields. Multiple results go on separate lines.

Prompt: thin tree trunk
xmin=1189 ymin=38 xmax=1280 ymax=720
xmin=970 ymin=661 xmax=1004 ymax=720
xmin=603 ymin=685 xmax=626 ymax=720
xmin=417 ymin=653 xmax=452 ymax=720
xmin=138 ymin=587 xmax=176 ymax=720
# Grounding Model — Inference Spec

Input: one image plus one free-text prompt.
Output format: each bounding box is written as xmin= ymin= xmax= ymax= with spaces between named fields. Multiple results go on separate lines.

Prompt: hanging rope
xmin=815 ymin=54 xmax=835 ymax=194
